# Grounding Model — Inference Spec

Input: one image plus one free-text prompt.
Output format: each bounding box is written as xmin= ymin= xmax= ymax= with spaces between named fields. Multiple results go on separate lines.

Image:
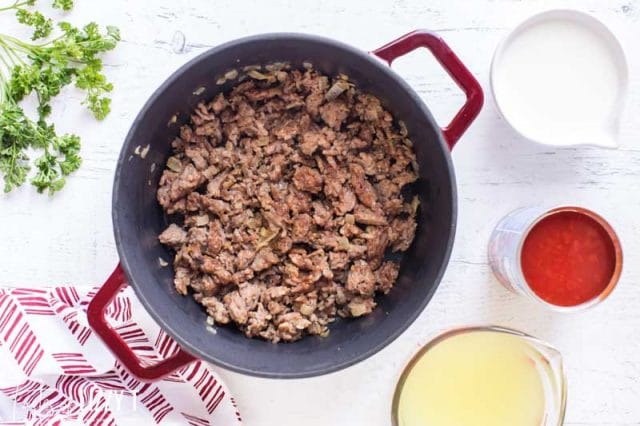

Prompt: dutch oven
xmin=87 ymin=30 xmax=483 ymax=380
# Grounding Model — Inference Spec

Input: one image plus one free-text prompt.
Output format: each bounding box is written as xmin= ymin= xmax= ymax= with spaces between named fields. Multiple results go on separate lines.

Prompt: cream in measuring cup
xmin=491 ymin=10 xmax=628 ymax=148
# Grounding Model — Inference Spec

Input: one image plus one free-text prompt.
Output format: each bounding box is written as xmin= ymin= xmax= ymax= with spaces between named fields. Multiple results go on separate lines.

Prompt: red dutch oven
xmin=87 ymin=30 xmax=483 ymax=380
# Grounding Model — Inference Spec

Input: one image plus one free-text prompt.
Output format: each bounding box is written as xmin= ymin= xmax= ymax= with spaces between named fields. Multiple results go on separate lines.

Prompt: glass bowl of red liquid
xmin=488 ymin=206 xmax=623 ymax=311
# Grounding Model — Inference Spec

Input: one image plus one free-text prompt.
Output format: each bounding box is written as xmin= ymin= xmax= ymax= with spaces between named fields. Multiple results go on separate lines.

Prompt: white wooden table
xmin=1 ymin=0 xmax=639 ymax=424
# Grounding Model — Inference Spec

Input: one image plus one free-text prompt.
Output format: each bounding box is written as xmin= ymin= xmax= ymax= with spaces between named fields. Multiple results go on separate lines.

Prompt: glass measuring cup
xmin=391 ymin=326 xmax=567 ymax=426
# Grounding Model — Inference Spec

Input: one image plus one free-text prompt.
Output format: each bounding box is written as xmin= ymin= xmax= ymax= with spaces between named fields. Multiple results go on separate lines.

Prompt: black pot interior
xmin=113 ymin=34 xmax=456 ymax=378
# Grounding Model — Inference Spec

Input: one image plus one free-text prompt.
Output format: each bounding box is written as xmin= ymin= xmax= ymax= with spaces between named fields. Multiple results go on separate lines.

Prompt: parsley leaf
xmin=52 ymin=0 xmax=73 ymax=11
xmin=16 ymin=8 xmax=53 ymax=39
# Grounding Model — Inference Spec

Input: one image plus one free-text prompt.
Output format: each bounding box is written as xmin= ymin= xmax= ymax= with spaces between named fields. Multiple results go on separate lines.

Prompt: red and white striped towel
xmin=0 ymin=286 xmax=242 ymax=425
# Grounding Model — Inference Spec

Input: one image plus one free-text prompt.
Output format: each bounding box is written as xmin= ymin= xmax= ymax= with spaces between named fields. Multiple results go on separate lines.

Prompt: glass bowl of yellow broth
xmin=392 ymin=326 xmax=566 ymax=426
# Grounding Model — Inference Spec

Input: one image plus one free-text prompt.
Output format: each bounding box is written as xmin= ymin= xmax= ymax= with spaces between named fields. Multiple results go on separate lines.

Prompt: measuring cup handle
xmin=372 ymin=30 xmax=484 ymax=150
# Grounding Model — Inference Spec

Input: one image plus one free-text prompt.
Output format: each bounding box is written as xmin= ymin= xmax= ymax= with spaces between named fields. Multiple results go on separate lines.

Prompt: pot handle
xmin=371 ymin=30 xmax=484 ymax=150
xmin=87 ymin=264 xmax=197 ymax=382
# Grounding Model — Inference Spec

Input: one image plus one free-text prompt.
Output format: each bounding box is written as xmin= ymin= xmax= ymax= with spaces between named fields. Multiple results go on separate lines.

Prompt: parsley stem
xmin=0 ymin=33 xmax=37 ymax=51
xmin=0 ymin=1 xmax=32 ymax=12
xmin=0 ymin=48 xmax=11 ymax=70
xmin=0 ymin=47 xmax=13 ymax=104
xmin=0 ymin=75 xmax=6 ymax=105
xmin=0 ymin=40 xmax=23 ymax=66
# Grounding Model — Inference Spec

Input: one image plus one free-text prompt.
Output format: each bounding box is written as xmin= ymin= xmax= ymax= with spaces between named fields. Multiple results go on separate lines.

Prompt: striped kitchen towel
xmin=0 ymin=286 xmax=242 ymax=425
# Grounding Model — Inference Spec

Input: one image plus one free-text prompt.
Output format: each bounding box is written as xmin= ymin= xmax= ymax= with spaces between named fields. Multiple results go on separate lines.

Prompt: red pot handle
xmin=371 ymin=30 xmax=484 ymax=150
xmin=87 ymin=264 xmax=197 ymax=382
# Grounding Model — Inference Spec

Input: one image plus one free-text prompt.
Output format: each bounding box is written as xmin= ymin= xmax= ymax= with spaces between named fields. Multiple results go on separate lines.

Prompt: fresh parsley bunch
xmin=0 ymin=0 xmax=119 ymax=194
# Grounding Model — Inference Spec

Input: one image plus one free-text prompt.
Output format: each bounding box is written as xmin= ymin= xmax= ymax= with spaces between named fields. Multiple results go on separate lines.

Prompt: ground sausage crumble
xmin=157 ymin=66 xmax=419 ymax=343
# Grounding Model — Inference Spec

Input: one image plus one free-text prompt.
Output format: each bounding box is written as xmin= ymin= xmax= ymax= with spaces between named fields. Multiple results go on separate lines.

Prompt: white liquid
xmin=493 ymin=15 xmax=626 ymax=146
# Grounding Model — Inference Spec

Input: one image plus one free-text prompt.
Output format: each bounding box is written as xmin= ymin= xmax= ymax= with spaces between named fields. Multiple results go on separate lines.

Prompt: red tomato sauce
xmin=520 ymin=210 xmax=616 ymax=307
